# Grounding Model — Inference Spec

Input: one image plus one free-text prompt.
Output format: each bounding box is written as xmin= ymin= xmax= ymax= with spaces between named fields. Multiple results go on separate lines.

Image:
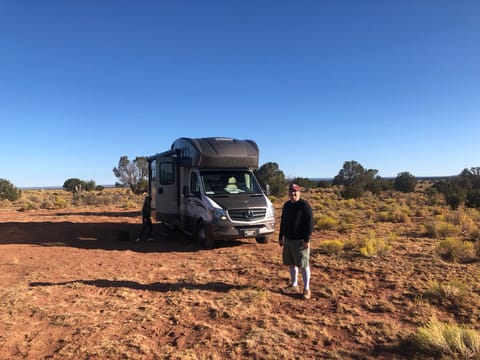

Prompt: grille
xmin=228 ymin=208 xmax=266 ymax=222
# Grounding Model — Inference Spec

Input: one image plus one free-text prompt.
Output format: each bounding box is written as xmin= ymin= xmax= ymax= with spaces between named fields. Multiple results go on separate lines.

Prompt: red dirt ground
xmin=1 ymin=205 xmax=478 ymax=359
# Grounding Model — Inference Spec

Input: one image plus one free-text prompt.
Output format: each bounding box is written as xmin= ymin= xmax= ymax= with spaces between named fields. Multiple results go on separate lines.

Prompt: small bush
xmin=377 ymin=205 xmax=410 ymax=223
xmin=438 ymin=237 xmax=474 ymax=262
xmin=0 ymin=199 xmax=11 ymax=208
xmin=357 ymin=231 xmax=391 ymax=257
xmin=414 ymin=207 xmax=427 ymax=217
xmin=445 ymin=211 xmax=480 ymax=241
xmin=337 ymin=223 xmax=355 ymax=233
xmin=53 ymin=196 xmax=69 ymax=209
xmin=124 ymin=200 xmax=137 ymax=209
xmin=314 ymin=214 xmax=337 ymax=230
xmin=409 ymin=320 xmax=480 ymax=358
xmin=318 ymin=239 xmax=344 ymax=254
xmin=18 ymin=200 xmax=38 ymax=211
xmin=425 ymin=280 xmax=469 ymax=308
xmin=425 ymin=221 xmax=460 ymax=239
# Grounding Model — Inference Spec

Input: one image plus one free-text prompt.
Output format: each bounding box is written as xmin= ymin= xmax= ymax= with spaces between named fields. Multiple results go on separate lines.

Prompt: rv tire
xmin=255 ymin=236 xmax=270 ymax=244
xmin=197 ymin=222 xmax=214 ymax=249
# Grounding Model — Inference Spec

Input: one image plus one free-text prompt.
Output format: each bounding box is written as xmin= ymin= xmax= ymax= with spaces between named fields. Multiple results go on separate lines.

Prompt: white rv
xmin=148 ymin=137 xmax=275 ymax=248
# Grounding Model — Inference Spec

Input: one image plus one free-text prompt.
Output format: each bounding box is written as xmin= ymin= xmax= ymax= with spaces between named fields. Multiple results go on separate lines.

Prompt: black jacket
xmin=279 ymin=199 xmax=313 ymax=242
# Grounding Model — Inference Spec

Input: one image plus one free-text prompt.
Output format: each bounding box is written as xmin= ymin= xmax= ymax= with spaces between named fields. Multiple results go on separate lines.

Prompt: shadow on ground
xmin=29 ymin=279 xmax=252 ymax=293
xmin=0 ymin=221 xmax=248 ymax=253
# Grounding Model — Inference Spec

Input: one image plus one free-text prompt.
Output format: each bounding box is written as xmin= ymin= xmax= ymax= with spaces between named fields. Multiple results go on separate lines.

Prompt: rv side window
xmin=159 ymin=162 xmax=174 ymax=185
xmin=190 ymin=173 xmax=200 ymax=196
xmin=150 ymin=160 xmax=157 ymax=181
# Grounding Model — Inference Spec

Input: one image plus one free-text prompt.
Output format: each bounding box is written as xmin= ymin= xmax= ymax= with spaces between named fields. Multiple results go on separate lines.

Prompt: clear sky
xmin=1 ymin=0 xmax=479 ymax=188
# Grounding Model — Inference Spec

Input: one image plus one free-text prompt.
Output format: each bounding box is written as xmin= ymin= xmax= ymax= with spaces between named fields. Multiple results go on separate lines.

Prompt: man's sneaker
xmin=135 ymin=238 xmax=141 ymax=243
xmin=282 ymin=285 xmax=299 ymax=294
xmin=303 ymin=289 xmax=311 ymax=300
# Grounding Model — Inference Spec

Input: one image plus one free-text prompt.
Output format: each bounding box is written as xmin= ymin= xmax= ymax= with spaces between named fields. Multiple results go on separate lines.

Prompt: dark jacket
xmin=279 ymin=199 xmax=313 ymax=242
xmin=141 ymin=198 xmax=151 ymax=218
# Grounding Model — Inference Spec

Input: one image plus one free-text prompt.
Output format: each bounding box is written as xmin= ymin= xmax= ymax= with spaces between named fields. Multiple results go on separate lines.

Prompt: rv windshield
xmin=200 ymin=170 xmax=263 ymax=196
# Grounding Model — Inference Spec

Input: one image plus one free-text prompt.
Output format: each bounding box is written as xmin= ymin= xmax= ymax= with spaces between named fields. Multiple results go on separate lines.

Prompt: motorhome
xmin=148 ymin=137 xmax=275 ymax=248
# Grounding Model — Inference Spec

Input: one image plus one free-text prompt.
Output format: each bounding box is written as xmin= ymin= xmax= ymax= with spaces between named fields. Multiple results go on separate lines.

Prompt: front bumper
xmin=205 ymin=220 xmax=275 ymax=241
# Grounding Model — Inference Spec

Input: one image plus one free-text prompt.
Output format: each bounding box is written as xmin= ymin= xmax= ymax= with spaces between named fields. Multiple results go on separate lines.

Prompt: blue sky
xmin=1 ymin=0 xmax=479 ymax=188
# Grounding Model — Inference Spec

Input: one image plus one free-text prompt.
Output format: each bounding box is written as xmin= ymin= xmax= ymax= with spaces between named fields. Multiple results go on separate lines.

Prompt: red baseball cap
xmin=289 ymin=183 xmax=301 ymax=192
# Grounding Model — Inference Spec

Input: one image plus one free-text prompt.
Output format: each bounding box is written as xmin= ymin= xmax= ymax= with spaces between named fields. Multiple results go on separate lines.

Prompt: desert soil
xmin=0 ymin=202 xmax=479 ymax=359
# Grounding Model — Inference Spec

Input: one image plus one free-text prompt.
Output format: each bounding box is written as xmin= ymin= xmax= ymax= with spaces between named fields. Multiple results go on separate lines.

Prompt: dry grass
xmin=0 ymin=187 xmax=143 ymax=211
xmin=409 ymin=319 xmax=480 ymax=358
xmin=0 ymin=187 xmax=480 ymax=359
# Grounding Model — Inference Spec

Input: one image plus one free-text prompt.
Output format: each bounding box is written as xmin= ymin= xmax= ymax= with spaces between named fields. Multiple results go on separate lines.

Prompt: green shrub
xmin=377 ymin=205 xmax=410 ymax=223
xmin=425 ymin=280 xmax=469 ymax=308
xmin=314 ymin=214 xmax=337 ymax=230
xmin=394 ymin=172 xmax=416 ymax=193
xmin=342 ymin=236 xmax=359 ymax=251
xmin=0 ymin=178 xmax=21 ymax=201
xmin=357 ymin=231 xmax=391 ymax=257
xmin=410 ymin=320 xmax=480 ymax=358
xmin=438 ymin=237 xmax=474 ymax=262
xmin=444 ymin=211 xmax=480 ymax=241
xmin=0 ymin=199 xmax=11 ymax=208
xmin=124 ymin=200 xmax=137 ymax=209
xmin=466 ymin=188 xmax=480 ymax=209
xmin=53 ymin=196 xmax=69 ymax=209
xmin=424 ymin=221 xmax=460 ymax=239
xmin=18 ymin=200 xmax=38 ymax=211
xmin=318 ymin=239 xmax=344 ymax=254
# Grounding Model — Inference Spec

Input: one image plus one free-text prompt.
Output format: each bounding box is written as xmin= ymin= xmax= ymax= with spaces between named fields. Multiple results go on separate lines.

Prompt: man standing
xmin=136 ymin=195 xmax=153 ymax=243
xmin=279 ymin=183 xmax=314 ymax=300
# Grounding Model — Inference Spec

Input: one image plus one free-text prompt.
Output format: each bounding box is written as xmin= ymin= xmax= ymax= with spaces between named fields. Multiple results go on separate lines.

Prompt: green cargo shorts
xmin=282 ymin=238 xmax=310 ymax=268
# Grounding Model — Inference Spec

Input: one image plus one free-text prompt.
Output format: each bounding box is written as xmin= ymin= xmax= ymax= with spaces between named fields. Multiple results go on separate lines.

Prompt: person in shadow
xmin=136 ymin=196 xmax=153 ymax=243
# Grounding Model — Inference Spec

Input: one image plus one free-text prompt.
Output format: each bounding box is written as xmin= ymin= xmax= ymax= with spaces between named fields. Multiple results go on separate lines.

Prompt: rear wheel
xmin=197 ymin=222 xmax=214 ymax=249
xmin=255 ymin=235 xmax=270 ymax=244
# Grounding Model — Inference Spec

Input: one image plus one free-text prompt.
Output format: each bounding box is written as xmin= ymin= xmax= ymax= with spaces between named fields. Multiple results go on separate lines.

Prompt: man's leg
xmin=301 ymin=266 xmax=311 ymax=299
xmin=282 ymin=240 xmax=299 ymax=294
xmin=136 ymin=217 xmax=147 ymax=242
xmin=290 ymin=266 xmax=299 ymax=287
xmin=147 ymin=218 xmax=153 ymax=240
xmin=301 ymin=266 xmax=310 ymax=291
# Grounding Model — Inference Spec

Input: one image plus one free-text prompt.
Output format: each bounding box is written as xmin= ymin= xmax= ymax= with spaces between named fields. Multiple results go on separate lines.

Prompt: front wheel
xmin=196 ymin=222 xmax=214 ymax=249
xmin=255 ymin=235 xmax=270 ymax=244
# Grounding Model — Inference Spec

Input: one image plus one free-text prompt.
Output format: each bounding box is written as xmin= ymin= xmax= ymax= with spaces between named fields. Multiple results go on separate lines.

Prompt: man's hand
xmin=278 ymin=238 xmax=284 ymax=247
xmin=302 ymin=241 xmax=309 ymax=250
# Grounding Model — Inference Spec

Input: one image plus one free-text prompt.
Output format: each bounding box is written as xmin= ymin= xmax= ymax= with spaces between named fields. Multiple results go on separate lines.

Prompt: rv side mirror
xmin=265 ymin=184 xmax=270 ymax=195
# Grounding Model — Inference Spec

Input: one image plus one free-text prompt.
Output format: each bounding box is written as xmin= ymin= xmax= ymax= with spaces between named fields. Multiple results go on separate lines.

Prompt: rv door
xmin=153 ymin=156 xmax=179 ymax=225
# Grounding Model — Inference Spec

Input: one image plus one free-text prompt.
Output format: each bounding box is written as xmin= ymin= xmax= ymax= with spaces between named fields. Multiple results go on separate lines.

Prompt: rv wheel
xmin=197 ymin=222 xmax=214 ymax=249
xmin=255 ymin=236 xmax=270 ymax=244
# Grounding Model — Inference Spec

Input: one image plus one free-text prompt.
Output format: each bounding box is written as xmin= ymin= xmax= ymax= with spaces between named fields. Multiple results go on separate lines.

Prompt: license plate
xmin=243 ymin=230 xmax=257 ymax=237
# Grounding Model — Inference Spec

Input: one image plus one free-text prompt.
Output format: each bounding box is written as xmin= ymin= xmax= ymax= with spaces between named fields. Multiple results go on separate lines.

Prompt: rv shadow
xmin=0 ymin=222 xmax=248 ymax=252
xmin=49 ymin=211 xmax=140 ymax=218
xmin=29 ymin=279 xmax=251 ymax=293
xmin=0 ymin=221 xmax=198 ymax=253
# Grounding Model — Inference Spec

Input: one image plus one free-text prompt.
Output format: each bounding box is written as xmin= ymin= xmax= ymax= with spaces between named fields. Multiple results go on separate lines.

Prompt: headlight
xmin=213 ymin=208 xmax=227 ymax=220
xmin=265 ymin=200 xmax=275 ymax=219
